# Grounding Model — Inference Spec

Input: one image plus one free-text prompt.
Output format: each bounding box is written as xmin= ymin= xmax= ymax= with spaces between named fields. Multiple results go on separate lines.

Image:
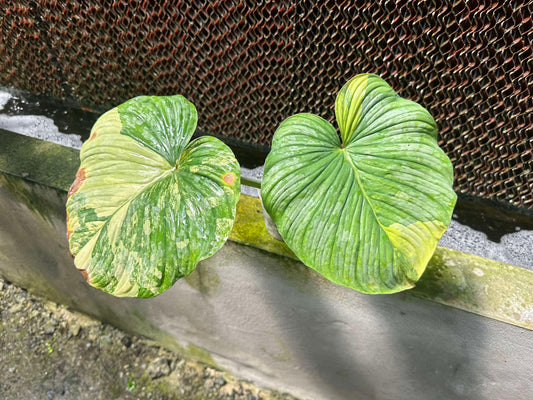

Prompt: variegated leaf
xmin=66 ymin=95 xmax=240 ymax=298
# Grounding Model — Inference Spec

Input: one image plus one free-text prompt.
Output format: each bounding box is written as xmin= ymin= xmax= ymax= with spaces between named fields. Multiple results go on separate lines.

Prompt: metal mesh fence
xmin=0 ymin=1 xmax=531 ymax=210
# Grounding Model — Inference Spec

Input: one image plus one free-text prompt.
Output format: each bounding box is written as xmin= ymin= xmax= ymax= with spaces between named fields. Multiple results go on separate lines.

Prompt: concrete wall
xmin=1 ymin=131 xmax=532 ymax=400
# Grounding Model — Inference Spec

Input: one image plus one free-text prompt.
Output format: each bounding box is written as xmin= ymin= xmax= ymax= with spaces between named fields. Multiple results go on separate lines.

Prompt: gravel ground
xmin=0 ymin=277 xmax=298 ymax=400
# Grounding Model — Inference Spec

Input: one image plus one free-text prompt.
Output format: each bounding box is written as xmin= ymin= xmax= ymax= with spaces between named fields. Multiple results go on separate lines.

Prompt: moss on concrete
xmin=0 ymin=129 xmax=78 ymax=191
xmin=413 ymin=247 xmax=533 ymax=329
xmin=184 ymin=344 xmax=218 ymax=367
xmin=0 ymin=173 xmax=66 ymax=222
xmin=119 ymin=309 xmax=221 ymax=370
xmin=230 ymin=195 xmax=295 ymax=260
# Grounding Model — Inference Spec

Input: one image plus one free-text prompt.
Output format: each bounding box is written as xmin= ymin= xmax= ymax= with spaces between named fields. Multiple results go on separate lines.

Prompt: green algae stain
xmin=412 ymin=247 xmax=533 ymax=330
xmin=229 ymin=195 xmax=296 ymax=260
xmin=0 ymin=130 xmax=79 ymax=192
xmin=185 ymin=344 xmax=217 ymax=368
xmin=0 ymin=173 xmax=66 ymax=223
xmin=261 ymin=337 xmax=292 ymax=362
xmin=184 ymin=265 xmax=220 ymax=297
xmin=119 ymin=309 xmax=221 ymax=369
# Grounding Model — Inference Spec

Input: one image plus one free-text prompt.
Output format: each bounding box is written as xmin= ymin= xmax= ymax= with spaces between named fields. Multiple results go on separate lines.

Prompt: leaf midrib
xmin=340 ymin=147 xmax=387 ymax=233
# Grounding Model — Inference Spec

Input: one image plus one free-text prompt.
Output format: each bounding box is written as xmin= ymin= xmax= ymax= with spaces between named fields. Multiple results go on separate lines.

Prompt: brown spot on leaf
xmin=68 ymin=168 xmax=86 ymax=197
xmin=223 ymin=172 xmax=235 ymax=185
xmin=79 ymin=269 xmax=90 ymax=283
xmin=88 ymin=131 xmax=97 ymax=141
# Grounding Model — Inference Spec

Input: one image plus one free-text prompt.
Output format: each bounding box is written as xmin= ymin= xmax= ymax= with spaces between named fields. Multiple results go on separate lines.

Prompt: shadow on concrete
xmin=252 ymin=254 xmax=377 ymax=400
xmin=253 ymin=249 xmax=487 ymax=400
xmin=368 ymin=291 xmax=487 ymax=400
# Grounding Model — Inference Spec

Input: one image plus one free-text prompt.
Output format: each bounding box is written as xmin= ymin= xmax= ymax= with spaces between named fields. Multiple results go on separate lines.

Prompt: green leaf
xmin=261 ymin=74 xmax=456 ymax=294
xmin=66 ymin=95 xmax=240 ymax=298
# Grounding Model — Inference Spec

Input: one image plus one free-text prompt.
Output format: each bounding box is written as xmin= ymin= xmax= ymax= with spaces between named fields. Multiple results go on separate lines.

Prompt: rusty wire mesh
xmin=0 ymin=1 xmax=531 ymax=210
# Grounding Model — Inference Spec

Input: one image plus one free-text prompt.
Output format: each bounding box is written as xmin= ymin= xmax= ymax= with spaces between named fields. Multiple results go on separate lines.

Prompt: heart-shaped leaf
xmin=66 ymin=95 xmax=240 ymax=298
xmin=261 ymin=74 xmax=456 ymax=294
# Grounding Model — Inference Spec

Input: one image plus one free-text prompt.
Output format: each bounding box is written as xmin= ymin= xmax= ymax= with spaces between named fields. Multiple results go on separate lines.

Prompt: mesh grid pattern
xmin=0 ymin=1 xmax=531 ymax=210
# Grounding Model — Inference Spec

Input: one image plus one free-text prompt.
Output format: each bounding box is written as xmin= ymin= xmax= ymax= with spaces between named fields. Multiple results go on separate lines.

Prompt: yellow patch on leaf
xmin=384 ymin=220 xmax=447 ymax=279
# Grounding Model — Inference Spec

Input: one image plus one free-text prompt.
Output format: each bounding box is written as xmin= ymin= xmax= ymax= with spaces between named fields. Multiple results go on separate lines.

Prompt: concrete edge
xmin=2 ymin=130 xmax=532 ymax=330
xmin=232 ymin=195 xmax=533 ymax=330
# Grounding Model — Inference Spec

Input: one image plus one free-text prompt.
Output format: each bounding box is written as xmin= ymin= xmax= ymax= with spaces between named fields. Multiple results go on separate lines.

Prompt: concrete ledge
xmin=1 ymin=130 xmax=532 ymax=400
xmin=232 ymin=196 xmax=533 ymax=330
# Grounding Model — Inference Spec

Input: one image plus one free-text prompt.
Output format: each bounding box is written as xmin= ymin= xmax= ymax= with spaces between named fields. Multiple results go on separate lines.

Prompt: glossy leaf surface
xmin=66 ymin=96 xmax=240 ymax=297
xmin=261 ymin=74 xmax=456 ymax=294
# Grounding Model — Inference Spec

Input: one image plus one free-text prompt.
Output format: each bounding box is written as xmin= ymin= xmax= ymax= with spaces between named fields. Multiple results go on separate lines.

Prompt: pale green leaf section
xmin=117 ymin=95 xmax=198 ymax=164
xmin=66 ymin=96 xmax=240 ymax=298
xmin=335 ymin=74 xmax=367 ymax=144
xmin=262 ymin=74 xmax=456 ymax=294
xmin=67 ymin=108 xmax=172 ymax=258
